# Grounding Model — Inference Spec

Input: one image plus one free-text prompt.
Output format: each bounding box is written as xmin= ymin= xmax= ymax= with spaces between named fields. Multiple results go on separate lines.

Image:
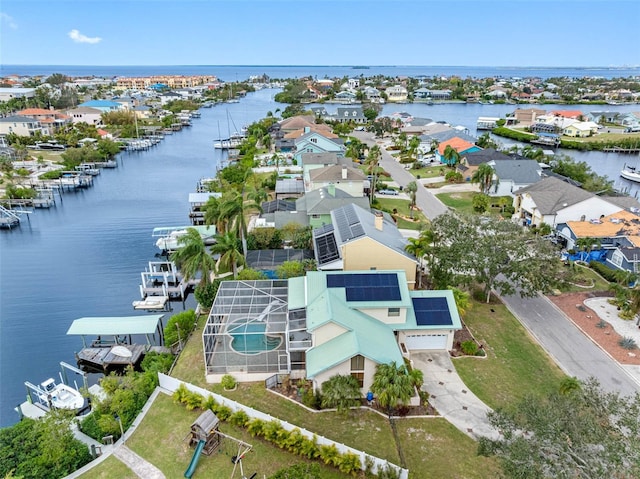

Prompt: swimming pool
xmin=228 ymin=320 xmax=282 ymax=354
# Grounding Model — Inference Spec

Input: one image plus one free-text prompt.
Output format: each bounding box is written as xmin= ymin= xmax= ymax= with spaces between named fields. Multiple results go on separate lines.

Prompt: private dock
xmin=66 ymin=314 xmax=167 ymax=373
xmin=139 ymin=260 xmax=191 ymax=302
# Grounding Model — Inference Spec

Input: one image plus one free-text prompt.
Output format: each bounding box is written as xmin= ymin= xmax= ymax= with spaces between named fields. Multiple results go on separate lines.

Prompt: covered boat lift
xmin=67 ymin=314 xmax=167 ymax=372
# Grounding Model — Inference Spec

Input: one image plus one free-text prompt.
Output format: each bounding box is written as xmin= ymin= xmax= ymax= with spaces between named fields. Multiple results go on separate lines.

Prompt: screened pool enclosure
xmin=203 ymin=280 xmax=310 ymax=380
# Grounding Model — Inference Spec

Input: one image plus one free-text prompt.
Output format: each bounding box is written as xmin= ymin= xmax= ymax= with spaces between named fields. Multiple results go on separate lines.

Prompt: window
xmin=351 ymin=355 xmax=365 ymax=387
xmin=388 ymin=307 xmax=400 ymax=317
xmin=611 ymin=250 xmax=623 ymax=268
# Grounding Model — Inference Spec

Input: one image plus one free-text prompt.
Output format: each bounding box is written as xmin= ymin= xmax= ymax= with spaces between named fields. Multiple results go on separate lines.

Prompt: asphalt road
xmin=501 ymin=292 xmax=640 ymax=397
xmin=352 ymin=131 xmax=448 ymax=219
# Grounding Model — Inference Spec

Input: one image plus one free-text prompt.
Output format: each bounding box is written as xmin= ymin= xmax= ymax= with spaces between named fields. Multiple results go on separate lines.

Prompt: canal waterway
xmin=0 ymin=88 xmax=277 ymax=426
xmin=2 ymin=88 xmax=640 ymax=426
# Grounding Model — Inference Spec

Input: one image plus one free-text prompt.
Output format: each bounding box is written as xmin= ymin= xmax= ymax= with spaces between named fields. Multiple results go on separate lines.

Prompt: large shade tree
xmin=479 ymin=379 xmax=640 ymax=479
xmin=424 ymin=213 xmax=560 ymax=302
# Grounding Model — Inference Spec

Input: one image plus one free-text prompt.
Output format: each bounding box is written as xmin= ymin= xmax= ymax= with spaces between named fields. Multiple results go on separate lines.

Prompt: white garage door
xmin=405 ymin=334 xmax=447 ymax=350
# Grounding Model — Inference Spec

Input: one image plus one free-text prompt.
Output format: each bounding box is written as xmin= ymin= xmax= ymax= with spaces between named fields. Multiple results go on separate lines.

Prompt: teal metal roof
xmin=67 ymin=315 xmax=164 ymax=336
xmin=287 ymin=276 xmax=307 ymax=310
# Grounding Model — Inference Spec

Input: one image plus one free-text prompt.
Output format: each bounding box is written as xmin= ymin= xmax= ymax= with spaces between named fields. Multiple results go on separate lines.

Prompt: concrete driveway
xmin=411 ymin=351 xmax=500 ymax=440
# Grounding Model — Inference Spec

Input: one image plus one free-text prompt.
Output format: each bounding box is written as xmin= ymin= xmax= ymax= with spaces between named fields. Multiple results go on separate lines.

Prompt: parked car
xmin=378 ymin=189 xmax=399 ymax=195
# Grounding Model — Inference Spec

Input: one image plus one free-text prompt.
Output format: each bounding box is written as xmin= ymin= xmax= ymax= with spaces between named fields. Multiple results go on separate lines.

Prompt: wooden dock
xmin=76 ymin=344 xmax=146 ymax=373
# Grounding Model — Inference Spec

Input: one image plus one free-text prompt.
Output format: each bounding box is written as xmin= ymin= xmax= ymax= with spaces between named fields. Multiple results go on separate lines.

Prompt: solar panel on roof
xmin=326 ymin=273 xmax=401 ymax=301
xmin=412 ymin=297 xmax=453 ymax=326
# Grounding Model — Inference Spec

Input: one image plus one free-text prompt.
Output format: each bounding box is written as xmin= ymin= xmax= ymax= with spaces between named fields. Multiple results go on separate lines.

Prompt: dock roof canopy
xmin=67 ymin=315 xmax=164 ymax=336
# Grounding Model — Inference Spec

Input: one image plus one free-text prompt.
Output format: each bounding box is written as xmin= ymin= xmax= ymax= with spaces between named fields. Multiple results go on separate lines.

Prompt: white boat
xmin=35 ymin=141 xmax=66 ymax=151
xmin=620 ymin=164 xmax=640 ymax=183
xmin=38 ymin=378 xmax=85 ymax=410
xmin=213 ymin=136 xmax=243 ymax=149
xmin=152 ymin=225 xmax=216 ymax=252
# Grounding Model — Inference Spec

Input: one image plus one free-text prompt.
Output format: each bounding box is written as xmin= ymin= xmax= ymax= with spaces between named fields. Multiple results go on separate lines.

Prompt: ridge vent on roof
xmin=610 ymin=218 xmax=622 ymax=224
xmin=589 ymin=219 xmax=602 ymax=224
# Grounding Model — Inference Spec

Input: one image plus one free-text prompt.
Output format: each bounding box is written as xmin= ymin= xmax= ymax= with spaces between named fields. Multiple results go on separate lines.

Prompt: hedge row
xmin=172 ymin=384 xmax=400 ymax=479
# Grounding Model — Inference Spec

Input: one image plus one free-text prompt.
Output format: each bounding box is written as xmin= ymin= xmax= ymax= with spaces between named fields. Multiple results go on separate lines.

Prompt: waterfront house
xmin=510 ymin=108 xmax=547 ymax=127
xmin=0 ymin=115 xmax=44 ymax=136
xmin=66 ymin=107 xmax=104 ymax=126
xmin=333 ymin=106 xmax=367 ymax=124
xmin=385 ymin=85 xmax=409 ymax=103
xmin=312 ymin=203 xmax=418 ymax=288
xmin=512 ymin=176 xmax=623 ymax=228
xmin=158 ymin=91 xmax=183 ymax=106
xmin=335 ymin=90 xmax=357 ymax=103
xmin=293 ymin=128 xmax=346 ymax=165
xmin=562 ymin=121 xmax=600 ymax=138
xmin=279 ymin=115 xmax=317 ymax=134
xmin=202 ymin=270 xmax=461 ymax=393
xmin=297 ymin=186 xmax=370 ymax=229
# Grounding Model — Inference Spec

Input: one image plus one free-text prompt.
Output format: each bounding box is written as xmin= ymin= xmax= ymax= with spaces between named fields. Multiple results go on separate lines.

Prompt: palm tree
xmin=370 ymin=361 xmax=415 ymax=418
xmin=559 ymin=376 xmax=582 ymax=395
xmin=471 ymin=163 xmax=495 ymax=194
xmin=405 ymin=235 xmax=428 ymax=289
xmin=211 ymin=231 xmax=245 ymax=279
xmin=442 ymin=145 xmax=460 ymax=168
xmin=405 ymin=181 xmax=418 ymax=219
xmin=219 ymin=190 xmax=262 ymax=257
xmin=203 ymin=196 xmax=224 ymax=232
xmin=365 ymin=144 xmax=382 ymax=205
xmin=170 ymin=227 xmax=216 ymax=285
xmin=320 ymin=374 xmax=362 ymax=415
xmin=408 ymin=136 xmax=421 ymax=164
xmin=448 ymin=286 xmax=470 ymax=318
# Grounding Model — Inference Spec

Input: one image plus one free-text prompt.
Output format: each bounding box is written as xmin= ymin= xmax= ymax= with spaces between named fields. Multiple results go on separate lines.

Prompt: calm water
xmin=2 ymin=86 xmax=640 ymax=427
xmin=2 ymin=65 xmax=639 ymax=81
xmin=0 ymin=89 xmax=276 ymax=426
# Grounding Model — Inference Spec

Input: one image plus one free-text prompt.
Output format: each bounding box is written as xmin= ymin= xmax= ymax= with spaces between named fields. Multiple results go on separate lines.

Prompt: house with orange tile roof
xmin=435 ymin=137 xmax=481 ymax=165
xmin=16 ymin=108 xmax=71 ymax=134
xmin=550 ymin=110 xmax=584 ymax=120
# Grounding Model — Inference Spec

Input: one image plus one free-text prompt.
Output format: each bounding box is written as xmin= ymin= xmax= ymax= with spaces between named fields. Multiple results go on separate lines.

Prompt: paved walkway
xmin=411 ymin=351 xmax=500 ymax=441
xmin=114 ymin=445 xmax=166 ymax=479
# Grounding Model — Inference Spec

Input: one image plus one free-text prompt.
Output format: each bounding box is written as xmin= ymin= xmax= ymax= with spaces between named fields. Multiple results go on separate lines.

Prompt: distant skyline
xmin=1 ymin=1 xmax=639 ymax=68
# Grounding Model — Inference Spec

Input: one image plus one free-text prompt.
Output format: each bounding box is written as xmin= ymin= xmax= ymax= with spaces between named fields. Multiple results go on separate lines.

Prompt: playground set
xmin=184 ymin=409 xmax=254 ymax=479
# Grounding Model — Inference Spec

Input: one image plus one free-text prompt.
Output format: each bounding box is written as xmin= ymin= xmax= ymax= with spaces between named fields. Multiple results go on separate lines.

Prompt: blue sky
xmin=1 ymin=0 xmax=639 ymax=67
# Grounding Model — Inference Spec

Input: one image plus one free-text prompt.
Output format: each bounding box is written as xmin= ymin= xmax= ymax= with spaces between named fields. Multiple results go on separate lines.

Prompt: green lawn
xmin=407 ymin=165 xmax=446 ymax=179
xmin=396 ymin=418 xmax=500 ymax=479
xmin=558 ymin=262 xmax=611 ymax=293
xmin=375 ymin=197 xmax=428 ymax=230
xmin=169 ymin=313 xmax=209 ymax=388
xmin=435 ymin=192 xmax=477 ymax=215
xmin=453 ymin=301 xmax=566 ymax=409
xmin=77 ymin=455 xmax=137 ymax=479
xmin=80 ymin=393 xmax=349 ymax=479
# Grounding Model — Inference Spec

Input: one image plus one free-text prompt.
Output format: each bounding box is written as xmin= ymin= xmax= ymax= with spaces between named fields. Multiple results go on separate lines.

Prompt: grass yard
xmin=121 ymin=393 xmax=348 ymax=479
xmin=375 ymin=197 xmax=428 ymax=230
xmin=558 ymin=262 xmax=611 ymax=292
xmin=453 ymin=300 xmax=566 ymax=409
xmin=169 ymin=313 xmax=209 ymax=388
xmin=77 ymin=455 xmax=138 ymax=479
xmin=435 ymin=192 xmax=477 ymax=215
xmin=396 ymin=418 xmax=500 ymax=479
xmin=407 ymin=165 xmax=446 ymax=179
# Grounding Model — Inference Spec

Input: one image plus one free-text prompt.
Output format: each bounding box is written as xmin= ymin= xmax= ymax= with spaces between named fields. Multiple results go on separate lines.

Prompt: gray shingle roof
xmin=491 ymin=159 xmax=541 ymax=184
xmin=514 ymin=176 xmax=594 ymax=214
xmin=331 ymin=204 xmax=414 ymax=261
xmin=296 ymin=187 xmax=370 ymax=215
xmin=462 ymin=148 xmax=511 ymax=166
xmin=309 ymin=165 xmax=366 ymax=182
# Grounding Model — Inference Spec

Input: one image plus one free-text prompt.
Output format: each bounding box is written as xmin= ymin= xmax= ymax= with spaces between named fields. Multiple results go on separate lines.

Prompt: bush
xmin=194 ymin=280 xmax=220 ymax=310
xmin=221 ymin=374 xmax=237 ymax=390
xmin=164 ymin=309 xmax=197 ymax=346
xmin=140 ymin=351 xmax=174 ymax=374
xmin=269 ymin=463 xmax=321 ymax=479
xmin=460 ymin=340 xmax=479 ymax=355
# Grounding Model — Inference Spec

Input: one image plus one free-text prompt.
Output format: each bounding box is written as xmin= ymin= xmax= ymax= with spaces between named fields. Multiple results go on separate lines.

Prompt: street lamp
xmin=114 ymin=414 xmax=125 ymax=444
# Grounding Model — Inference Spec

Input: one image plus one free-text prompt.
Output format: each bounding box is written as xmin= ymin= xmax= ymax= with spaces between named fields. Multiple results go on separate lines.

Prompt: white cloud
xmin=1 ymin=13 xmax=18 ymax=30
xmin=68 ymin=29 xmax=102 ymax=44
